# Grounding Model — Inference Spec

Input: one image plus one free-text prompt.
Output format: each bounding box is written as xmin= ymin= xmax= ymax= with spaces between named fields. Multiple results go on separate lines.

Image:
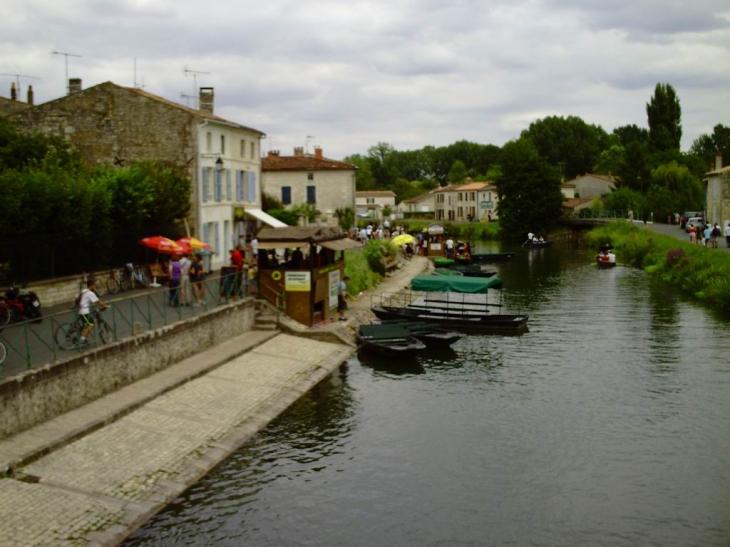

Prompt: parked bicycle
xmin=55 ymin=308 xmax=113 ymax=350
xmin=106 ymin=267 xmax=131 ymax=294
xmin=126 ymin=263 xmax=150 ymax=290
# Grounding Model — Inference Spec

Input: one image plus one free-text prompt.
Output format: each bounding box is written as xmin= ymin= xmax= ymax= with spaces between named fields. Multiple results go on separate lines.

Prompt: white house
xmin=355 ymin=191 xmax=396 ymax=220
xmin=561 ymin=173 xmax=617 ymax=199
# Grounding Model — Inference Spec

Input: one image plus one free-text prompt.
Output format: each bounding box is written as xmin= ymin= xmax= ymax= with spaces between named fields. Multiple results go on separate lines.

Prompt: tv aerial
xmin=183 ymin=66 xmax=211 ymax=108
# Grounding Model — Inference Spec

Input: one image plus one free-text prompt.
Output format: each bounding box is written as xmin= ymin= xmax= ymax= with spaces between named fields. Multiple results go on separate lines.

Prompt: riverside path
xmin=0 ymin=256 xmax=430 ymax=546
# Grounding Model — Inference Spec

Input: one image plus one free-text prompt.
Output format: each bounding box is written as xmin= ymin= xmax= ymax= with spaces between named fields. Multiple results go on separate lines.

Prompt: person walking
xmin=190 ymin=253 xmax=206 ymax=306
xmin=179 ymin=253 xmax=192 ymax=306
xmin=725 ymin=222 xmax=730 ymax=248
xmin=337 ymin=276 xmax=350 ymax=321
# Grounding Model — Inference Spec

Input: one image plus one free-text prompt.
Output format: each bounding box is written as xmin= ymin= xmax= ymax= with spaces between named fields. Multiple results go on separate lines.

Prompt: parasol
xmin=139 ymin=236 xmax=183 ymax=287
xmin=392 ymin=233 xmax=415 ymax=246
xmin=176 ymin=237 xmax=212 ymax=255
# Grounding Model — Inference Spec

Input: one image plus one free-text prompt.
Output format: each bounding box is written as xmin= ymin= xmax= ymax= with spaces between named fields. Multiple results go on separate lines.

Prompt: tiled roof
xmin=402 ymin=191 xmax=434 ymax=204
xmin=355 ymin=191 xmax=396 ymax=197
xmin=562 ymin=197 xmax=594 ymax=209
xmin=563 ymin=173 xmax=617 ymax=185
xmin=263 ymin=154 xmax=356 ymax=172
xmin=705 ymin=165 xmax=730 ymax=176
xmin=434 ymin=181 xmax=492 ymax=192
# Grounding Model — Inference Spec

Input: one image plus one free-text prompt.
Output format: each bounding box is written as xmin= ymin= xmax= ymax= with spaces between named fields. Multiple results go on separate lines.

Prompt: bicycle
xmin=106 ymin=267 xmax=130 ymax=294
xmin=126 ymin=263 xmax=150 ymax=289
xmin=55 ymin=308 xmax=112 ymax=350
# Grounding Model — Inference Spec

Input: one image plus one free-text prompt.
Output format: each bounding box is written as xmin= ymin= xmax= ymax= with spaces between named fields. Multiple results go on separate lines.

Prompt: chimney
xmin=68 ymin=78 xmax=82 ymax=94
xmin=293 ymin=147 xmax=304 ymax=157
xmin=199 ymin=87 xmax=214 ymax=114
xmin=716 ymin=152 xmax=723 ymax=171
xmin=10 ymin=82 xmax=17 ymax=101
xmin=267 ymin=150 xmax=280 ymax=157
xmin=27 ymin=85 xmax=34 ymax=106
xmin=314 ymin=146 xmax=323 ymax=159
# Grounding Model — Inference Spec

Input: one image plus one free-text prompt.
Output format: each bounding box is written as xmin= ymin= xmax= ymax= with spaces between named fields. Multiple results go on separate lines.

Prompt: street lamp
xmin=215 ymin=157 xmax=224 ymax=172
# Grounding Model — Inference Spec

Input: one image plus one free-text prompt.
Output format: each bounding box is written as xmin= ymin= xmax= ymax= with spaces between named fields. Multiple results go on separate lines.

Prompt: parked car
xmin=685 ymin=217 xmax=705 ymax=232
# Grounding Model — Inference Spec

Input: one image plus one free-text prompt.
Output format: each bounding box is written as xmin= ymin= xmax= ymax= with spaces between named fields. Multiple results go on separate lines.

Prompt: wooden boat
xmin=522 ymin=240 xmax=552 ymax=248
xmin=596 ymin=258 xmax=616 ymax=268
xmin=460 ymin=252 xmax=515 ymax=263
xmin=441 ymin=264 xmax=497 ymax=277
xmin=370 ymin=275 xmax=528 ymax=335
xmin=375 ymin=320 xmax=466 ymax=348
xmin=356 ymin=324 xmax=427 ymax=357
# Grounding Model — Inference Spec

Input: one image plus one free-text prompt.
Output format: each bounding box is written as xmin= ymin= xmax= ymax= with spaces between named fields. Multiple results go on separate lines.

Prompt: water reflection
xmin=126 ymin=243 xmax=730 ymax=547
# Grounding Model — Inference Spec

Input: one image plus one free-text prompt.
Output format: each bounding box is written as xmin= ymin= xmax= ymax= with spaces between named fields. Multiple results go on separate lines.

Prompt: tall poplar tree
xmin=646 ymin=83 xmax=682 ymax=152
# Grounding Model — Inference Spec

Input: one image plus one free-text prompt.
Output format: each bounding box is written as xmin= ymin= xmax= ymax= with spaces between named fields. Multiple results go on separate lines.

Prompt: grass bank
xmin=343 ymin=239 xmax=398 ymax=296
xmin=587 ymin=222 xmax=730 ymax=312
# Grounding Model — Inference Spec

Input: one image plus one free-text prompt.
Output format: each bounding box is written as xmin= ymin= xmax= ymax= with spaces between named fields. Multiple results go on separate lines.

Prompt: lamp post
xmin=215 ymin=157 xmax=223 ymax=172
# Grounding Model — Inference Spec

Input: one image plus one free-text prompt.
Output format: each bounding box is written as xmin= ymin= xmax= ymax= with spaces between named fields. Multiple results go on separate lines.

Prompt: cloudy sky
xmin=2 ymin=0 xmax=729 ymax=160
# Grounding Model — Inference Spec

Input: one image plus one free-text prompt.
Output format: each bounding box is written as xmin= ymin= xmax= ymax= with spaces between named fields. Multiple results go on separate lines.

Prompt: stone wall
xmin=0 ymin=298 xmax=255 ymax=440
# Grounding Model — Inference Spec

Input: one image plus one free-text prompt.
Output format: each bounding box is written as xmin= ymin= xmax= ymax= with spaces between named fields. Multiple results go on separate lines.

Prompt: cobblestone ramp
xmin=0 ymin=334 xmax=354 ymax=546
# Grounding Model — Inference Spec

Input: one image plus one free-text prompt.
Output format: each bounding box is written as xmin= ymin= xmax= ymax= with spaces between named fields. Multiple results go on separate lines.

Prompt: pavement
xmin=638 ymin=220 xmax=730 ymax=251
xmin=0 ymin=255 xmax=431 ymax=546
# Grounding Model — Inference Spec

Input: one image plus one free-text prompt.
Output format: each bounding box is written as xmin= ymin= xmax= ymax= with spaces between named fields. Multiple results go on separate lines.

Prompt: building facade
xmin=261 ymin=147 xmax=357 ymax=226
xmin=705 ymin=153 xmax=730 ymax=229
xmin=11 ymin=81 xmax=266 ymax=269
xmin=355 ymin=191 xmax=397 ymax=220
xmin=402 ymin=190 xmax=436 ymax=218
xmin=0 ymin=83 xmax=34 ymax=117
xmin=561 ymin=173 xmax=616 ymax=199
xmin=434 ymin=180 xmax=498 ymax=221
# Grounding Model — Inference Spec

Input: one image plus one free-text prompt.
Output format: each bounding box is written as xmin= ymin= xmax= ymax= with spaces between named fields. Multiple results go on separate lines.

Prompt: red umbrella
xmin=139 ymin=236 xmax=184 ymax=255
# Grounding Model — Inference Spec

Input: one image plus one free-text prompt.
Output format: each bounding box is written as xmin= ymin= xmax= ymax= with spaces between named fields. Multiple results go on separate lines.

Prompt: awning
xmin=256 ymin=241 xmax=303 ymax=250
xmin=245 ymin=208 xmax=288 ymax=228
xmin=319 ymin=238 xmax=361 ymax=251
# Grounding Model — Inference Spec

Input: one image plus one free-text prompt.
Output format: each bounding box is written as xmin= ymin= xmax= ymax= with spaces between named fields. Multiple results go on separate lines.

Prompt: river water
xmin=125 ymin=242 xmax=730 ymax=547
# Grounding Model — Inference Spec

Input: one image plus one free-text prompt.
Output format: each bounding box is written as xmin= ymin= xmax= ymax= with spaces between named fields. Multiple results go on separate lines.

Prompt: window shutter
xmin=226 ymin=169 xmax=232 ymax=200
xmin=214 ymin=169 xmax=222 ymax=202
xmin=236 ymin=171 xmax=244 ymax=201
xmin=282 ymin=186 xmax=291 ymax=205
xmin=247 ymin=172 xmax=256 ymax=203
xmin=214 ymin=222 xmax=220 ymax=255
xmin=307 ymin=185 xmax=316 ymax=204
xmin=202 ymin=223 xmax=209 ymax=244
xmin=201 ymin=167 xmax=210 ymax=203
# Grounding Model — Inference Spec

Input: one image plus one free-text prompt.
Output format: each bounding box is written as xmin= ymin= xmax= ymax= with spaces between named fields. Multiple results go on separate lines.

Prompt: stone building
xmin=402 ymin=190 xmax=436 ymax=218
xmin=0 ymin=82 xmax=34 ymax=117
xmin=434 ymin=180 xmax=498 ymax=222
xmin=704 ymin=152 xmax=730 ymax=228
xmin=261 ymin=147 xmax=357 ymax=226
xmin=561 ymin=173 xmax=616 ymax=199
xmin=11 ymin=81 xmax=267 ymax=269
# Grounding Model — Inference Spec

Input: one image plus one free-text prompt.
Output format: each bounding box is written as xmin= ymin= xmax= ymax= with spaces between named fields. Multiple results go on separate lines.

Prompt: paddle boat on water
xmin=371 ymin=275 xmax=529 ymax=335
xmin=596 ymin=245 xmax=617 ymax=268
xmin=356 ymin=323 xmax=427 ymax=358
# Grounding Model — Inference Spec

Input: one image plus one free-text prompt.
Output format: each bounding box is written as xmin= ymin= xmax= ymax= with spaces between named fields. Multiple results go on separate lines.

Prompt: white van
xmin=685 ymin=217 xmax=704 ymax=232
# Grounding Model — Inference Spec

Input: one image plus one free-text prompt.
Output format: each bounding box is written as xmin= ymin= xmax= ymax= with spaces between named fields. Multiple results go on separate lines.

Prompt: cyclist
xmin=76 ymin=279 xmax=108 ymax=343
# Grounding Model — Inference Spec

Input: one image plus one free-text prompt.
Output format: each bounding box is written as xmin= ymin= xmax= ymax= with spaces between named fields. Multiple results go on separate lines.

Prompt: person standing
xmin=190 ymin=253 xmax=206 ymax=306
xmin=179 ymin=253 xmax=192 ymax=306
xmin=337 ymin=276 xmax=350 ymax=321
xmin=703 ymin=224 xmax=712 ymax=247
xmin=168 ymin=255 xmax=182 ymax=306
xmin=445 ymin=237 xmax=455 ymax=258
xmin=725 ymin=222 xmax=730 ymax=248
xmin=77 ymin=279 xmax=107 ymax=343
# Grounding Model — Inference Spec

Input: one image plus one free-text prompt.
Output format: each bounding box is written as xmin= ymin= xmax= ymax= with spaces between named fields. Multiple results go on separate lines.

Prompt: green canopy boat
xmin=371 ymin=275 xmax=528 ymax=334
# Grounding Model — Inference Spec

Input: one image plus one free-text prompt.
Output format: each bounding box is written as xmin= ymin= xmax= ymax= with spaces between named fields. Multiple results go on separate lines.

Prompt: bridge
xmin=559 ymin=210 xmax=631 ymax=228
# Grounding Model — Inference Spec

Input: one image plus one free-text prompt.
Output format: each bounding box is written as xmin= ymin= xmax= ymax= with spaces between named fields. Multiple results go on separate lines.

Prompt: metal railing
xmin=0 ymin=270 xmax=252 ymax=379
xmin=568 ymin=210 xmax=629 ymax=220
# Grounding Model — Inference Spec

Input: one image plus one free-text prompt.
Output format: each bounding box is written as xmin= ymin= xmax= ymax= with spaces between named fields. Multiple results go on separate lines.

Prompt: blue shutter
xmin=202 ymin=223 xmax=209 ymax=244
xmin=201 ymin=168 xmax=209 ymax=203
xmin=307 ymin=185 xmax=316 ymax=204
xmin=282 ymin=186 xmax=291 ymax=205
xmin=214 ymin=222 xmax=220 ymax=256
xmin=247 ymin=172 xmax=256 ymax=203
xmin=236 ymin=170 xmax=244 ymax=201
xmin=226 ymin=169 xmax=232 ymax=200
xmin=214 ymin=170 xmax=222 ymax=202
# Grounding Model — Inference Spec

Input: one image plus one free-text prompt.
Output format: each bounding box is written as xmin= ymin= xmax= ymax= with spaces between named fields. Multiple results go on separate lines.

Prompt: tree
xmin=593 ymin=145 xmax=625 ymax=176
xmin=646 ymin=83 xmax=682 ymax=153
xmin=612 ymin=124 xmax=649 ymax=147
xmin=521 ymin=115 xmax=609 ymax=179
xmin=649 ymin=161 xmax=703 ymax=212
xmin=603 ymin=187 xmax=646 ymax=214
xmin=617 ymin=141 xmax=651 ymax=192
xmin=334 ymin=207 xmax=355 ymax=230
xmin=690 ymin=124 xmax=730 ymax=170
xmin=447 ymin=160 xmax=468 ymax=184
xmin=495 ymin=138 xmax=563 ymax=241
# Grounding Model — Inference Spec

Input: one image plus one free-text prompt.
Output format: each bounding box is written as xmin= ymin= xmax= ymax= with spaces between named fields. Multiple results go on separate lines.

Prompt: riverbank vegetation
xmin=587 ymin=222 xmax=730 ymax=312
xmin=343 ymin=239 xmax=398 ymax=295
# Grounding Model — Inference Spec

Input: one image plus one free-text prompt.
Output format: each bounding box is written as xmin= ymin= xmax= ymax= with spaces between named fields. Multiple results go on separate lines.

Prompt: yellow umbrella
xmin=392 ymin=233 xmax=415 ymax=246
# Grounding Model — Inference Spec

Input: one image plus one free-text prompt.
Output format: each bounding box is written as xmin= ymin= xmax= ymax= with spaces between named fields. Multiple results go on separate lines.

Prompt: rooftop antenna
xmin=51 ymin=50 xmax=82 ymax=94
xmin=0 ymin=73 xmax=40 ymax=97
xmin=132 ymin=58 xmax=146 ymax=89
xmin=183 ymin=66 xmax=211 ymax=109
xmin=305 ymin=135 xmax=316 ymax=154
xmin=181 ymin=93 xmax=196 ymax=107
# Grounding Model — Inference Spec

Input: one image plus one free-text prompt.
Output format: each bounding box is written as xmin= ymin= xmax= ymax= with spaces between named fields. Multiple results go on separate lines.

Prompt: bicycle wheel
xmin=0 ymin=341 xmax=6 ymax=365
xmin=97 ymin=319 xmax=111 ymax=344
xmin=120 ymin=276 xmax=132 ymax=292
xmin=106 ymin=278 xmax=119 ymax=295
xmin=0 ymin=304 xmax=10 ymax=327
xmin=55 ymin=322 xmax=80 ymax=350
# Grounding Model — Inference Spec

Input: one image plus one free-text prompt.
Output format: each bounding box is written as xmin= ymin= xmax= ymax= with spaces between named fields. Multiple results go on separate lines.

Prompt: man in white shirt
xmin=607 ymin=251 xmax=616 ymax=264
xmin=445 ymin=237 xmax=455 ymax=258
xmin=77 ymin=279 xmax=107 ymax=343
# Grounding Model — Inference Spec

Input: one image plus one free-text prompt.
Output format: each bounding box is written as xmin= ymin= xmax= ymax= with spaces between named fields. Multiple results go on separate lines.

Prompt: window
xmin=236 ymin=170 xmax=244 ymax=201
xmin=240 ymin=139 xmax=245 ymax=158
xmin=201 ymin=167 xmax=211 ymax=203
xmin=225 ymin=169 xmax=231 ymax=200
xmin=306 ymin=185 xmax=316 ymax=204
xmin=282 ymin=186 xmax=292 ymax=205
xmin=247 ymin=172 xmax=256 ymax=202
xmin=366 ymin=197 xmax=375 ymax=204
xmin=214 ymin=169 xmax=222 ymax=202
xmin=470 ymin=192 xmax=476 ymax=201
xmin=221 ymin=135 xmax=225 ymax=155
xmin=250 ymin=141 xmax=255 ymax=159
xmin=308 ymin=172 xmax=314 ymax=181
xmin=206 ymin=132 xmax=212 ymax=152
xmin=202 ymin=223 xmax=209 ymax=245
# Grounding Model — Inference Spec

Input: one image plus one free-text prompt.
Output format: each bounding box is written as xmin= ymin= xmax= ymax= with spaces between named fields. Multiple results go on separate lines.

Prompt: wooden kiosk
xmin=425 ymin=224 xmax=446 ymax=257
xmin=255 ymin=226 xmax=360 ymax=326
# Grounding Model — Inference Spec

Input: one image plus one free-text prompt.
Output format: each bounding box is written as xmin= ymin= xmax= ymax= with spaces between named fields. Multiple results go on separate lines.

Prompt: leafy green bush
xmin=343 ymin=248 xmax=383 ymax=294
